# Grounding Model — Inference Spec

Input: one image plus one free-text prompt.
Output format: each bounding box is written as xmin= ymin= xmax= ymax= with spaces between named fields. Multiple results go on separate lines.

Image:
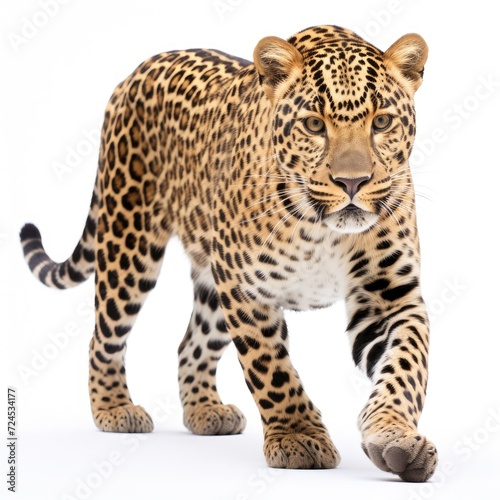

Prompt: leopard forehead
xmin=287 ymin=26 xmax=391 ymax=121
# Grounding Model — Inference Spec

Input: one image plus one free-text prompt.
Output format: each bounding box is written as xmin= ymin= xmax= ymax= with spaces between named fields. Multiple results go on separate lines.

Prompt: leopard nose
xmin=330 ymin=175 xmax=372 ymax=199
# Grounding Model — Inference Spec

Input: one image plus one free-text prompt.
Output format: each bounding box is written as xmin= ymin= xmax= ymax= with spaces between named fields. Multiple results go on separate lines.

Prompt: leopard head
xmin=254 ymin=25 xmax=428 ymax=234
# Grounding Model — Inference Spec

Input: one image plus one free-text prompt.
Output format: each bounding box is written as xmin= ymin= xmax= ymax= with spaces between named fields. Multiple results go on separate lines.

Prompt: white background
xmin=1 ymin=0 xmax=500 ymax=499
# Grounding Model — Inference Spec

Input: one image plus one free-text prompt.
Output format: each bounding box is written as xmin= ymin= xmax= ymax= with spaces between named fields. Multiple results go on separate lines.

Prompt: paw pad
xmin=363 ymin=432 xmax=438 ymax=482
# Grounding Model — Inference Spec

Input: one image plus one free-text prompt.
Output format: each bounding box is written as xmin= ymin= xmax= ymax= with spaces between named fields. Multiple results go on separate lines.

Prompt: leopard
xmin=20 ymin=24 xmax=438 ymax=482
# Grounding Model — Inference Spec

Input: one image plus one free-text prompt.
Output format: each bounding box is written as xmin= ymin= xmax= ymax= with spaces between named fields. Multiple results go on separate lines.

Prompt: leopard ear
xmin=384 ymin=34 xmax=428 ymax=93
xmin=254 ymin=36 xmax=303 ymax=100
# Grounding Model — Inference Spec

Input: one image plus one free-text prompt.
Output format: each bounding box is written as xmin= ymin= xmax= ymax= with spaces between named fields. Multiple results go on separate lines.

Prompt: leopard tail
xmin=20 ymin=187 xmax=98 ymax=289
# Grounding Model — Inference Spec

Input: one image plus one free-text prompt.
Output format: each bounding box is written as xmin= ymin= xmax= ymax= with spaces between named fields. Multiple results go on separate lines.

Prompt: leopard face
xmin=258 ymin=28 xmax=424 ymax=234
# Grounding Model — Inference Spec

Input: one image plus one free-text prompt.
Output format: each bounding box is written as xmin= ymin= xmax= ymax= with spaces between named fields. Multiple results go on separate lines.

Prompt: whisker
xmin=242 ymin=174 xmax=289 ymax=182
xmin=290 ymin=202 xmax=316 ymax=243
xmin=378 ymin=199 xmax=404 ymax=232
xmin=258 ymin=197 xmax=310 ymax=254
xmin=239 ymin=203 xmax=290 ymax=225
xmin=244 ymin=188 xmax=305 ymax=210
xmin=253 ymin=153 xmax=280 ymax=166
xmin=237 ymin=180 xmax=293 ymax=187
xmin=239 ymin=188 xmax=307 ymax=225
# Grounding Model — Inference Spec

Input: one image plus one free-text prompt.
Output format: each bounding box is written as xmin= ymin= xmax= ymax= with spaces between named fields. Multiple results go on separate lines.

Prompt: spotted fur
xmin=20 ymin=25 xmax=437 ymax=481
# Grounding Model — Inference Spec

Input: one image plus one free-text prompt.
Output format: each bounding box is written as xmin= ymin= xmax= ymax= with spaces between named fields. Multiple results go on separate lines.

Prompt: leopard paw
xmin=265 ymin=431 xmax=340 ymax=469
xmin=362 ymin=431 xmax=438 ymax=482
xmin=93 ymin=404 xmax=154 ymax=433
xmin=184 ymin=404 xmax=246 ymax=435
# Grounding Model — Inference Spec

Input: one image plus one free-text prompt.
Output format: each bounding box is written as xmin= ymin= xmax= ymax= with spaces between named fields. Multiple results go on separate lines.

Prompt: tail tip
xmin=20 ymin=223 xmax=41 ymax=241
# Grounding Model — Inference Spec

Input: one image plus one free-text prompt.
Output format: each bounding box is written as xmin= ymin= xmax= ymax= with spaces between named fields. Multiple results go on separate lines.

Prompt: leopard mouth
xmin=340 ymin=203 xmax=364 ymax=215
xmin=322 ymin=203 xmax=368 ymax=219
xmin=322 ymin=203 xmax=379 ymax=234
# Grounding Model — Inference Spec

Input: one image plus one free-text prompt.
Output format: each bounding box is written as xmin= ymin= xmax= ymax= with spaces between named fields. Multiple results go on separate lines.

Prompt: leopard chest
xmin=241 ymin=232 xmax=347 ymax=311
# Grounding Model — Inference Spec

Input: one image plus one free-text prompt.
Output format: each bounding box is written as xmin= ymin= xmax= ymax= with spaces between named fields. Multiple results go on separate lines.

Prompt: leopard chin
xmin=323 ymin=205 xmax=378 ymax=234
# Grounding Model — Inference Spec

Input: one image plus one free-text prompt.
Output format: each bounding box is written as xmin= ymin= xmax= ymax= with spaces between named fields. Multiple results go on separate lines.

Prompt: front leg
xmin=215 ymin=281 xmax=340 ymax=469
xmin=346 ymin=252 xmax=438 ymax=481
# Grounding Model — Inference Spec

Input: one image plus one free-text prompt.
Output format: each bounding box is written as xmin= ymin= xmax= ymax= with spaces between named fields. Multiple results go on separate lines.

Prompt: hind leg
xmin=178 ymin=278 xmax=246 ymax=435
xmin=89 ymin=210 xmax=169 ymax=433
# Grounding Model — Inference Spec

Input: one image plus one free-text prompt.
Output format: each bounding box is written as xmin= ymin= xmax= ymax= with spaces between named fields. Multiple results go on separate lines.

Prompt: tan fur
xmin=21 ymin=25 xmax=437 ymax=482
xmin=384 ymin=33 xmax=429 ymax=92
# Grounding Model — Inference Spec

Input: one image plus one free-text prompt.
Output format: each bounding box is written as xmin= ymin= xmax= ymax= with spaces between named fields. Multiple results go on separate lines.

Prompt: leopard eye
xmin=304 ymin=116 xmax=326 ymax=135
xmin=372 ymin=114 xmax=393 ymax=132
